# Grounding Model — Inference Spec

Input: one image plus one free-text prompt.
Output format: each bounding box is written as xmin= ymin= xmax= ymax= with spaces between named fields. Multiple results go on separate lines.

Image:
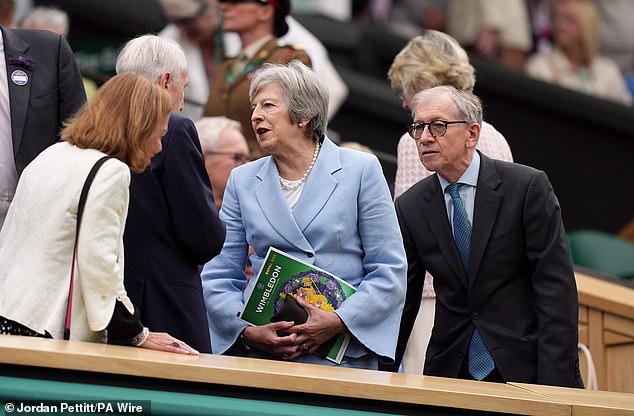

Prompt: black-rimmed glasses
xmin=205 ymin=151 xmax=250 ymax=164
xmin=407 ymin=120 xmax=467 ymax=140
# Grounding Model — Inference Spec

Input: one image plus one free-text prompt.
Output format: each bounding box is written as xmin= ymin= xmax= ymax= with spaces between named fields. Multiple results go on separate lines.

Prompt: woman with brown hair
xmin=0 ymin=73 xmax=197 ymax=354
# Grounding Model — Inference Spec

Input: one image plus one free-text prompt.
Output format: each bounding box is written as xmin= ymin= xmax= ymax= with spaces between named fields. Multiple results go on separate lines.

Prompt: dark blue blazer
xmin=393 ymin=152 xmax=582 ymax=388
xmin=2 ymin=26 xmax=86 ymax=174
xmin=124 ymin=114 xmax=225 ymax=353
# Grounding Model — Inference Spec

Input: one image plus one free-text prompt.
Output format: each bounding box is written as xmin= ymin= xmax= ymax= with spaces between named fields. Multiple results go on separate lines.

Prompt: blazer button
xmin=472 ymin=313 xmax=479 ymax=320
xmin=306 ymin=252 xmax=314 ymax=258
xmin=458 ymin=351 xmax=464 ymax=358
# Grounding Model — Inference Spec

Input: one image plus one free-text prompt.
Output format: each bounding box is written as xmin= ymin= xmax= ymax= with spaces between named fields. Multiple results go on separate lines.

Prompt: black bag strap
xmin=64 ymin=155 xmax=113 ymax=340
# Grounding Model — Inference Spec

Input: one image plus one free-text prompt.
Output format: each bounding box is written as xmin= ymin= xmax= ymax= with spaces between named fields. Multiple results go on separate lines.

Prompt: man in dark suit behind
xmin=0 ymin=25 xmax=86 ymax=229
xmin=393 ymin=85 xmax=583 ymax=387
xmin=117 ymin=35 xmax=225 ymax=354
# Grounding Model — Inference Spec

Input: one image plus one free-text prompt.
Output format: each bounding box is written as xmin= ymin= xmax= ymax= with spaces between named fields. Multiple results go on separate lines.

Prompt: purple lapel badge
xmin=7 ymin=54 xmax=36 ymax=71
xmin=6 ymin=54 xmax=34 ymax=86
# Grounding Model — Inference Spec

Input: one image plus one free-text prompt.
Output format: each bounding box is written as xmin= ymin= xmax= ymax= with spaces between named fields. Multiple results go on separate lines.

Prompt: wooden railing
xmin=1 ymin=333 xmax=633 ymax=416
xmin=576 ymin=270 xmax=634 ymax=393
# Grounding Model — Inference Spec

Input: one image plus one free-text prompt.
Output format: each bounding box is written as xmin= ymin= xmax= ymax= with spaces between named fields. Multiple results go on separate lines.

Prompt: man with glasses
xmin=203 ymin=0 xmax=310 ymax=159
xmin=195 ymin=116 xmax=250 ymax=212
xmin=382 ymin=31 xmax=513 ymax=376
xmin=393 ymin=85 xmax=583 ymax=388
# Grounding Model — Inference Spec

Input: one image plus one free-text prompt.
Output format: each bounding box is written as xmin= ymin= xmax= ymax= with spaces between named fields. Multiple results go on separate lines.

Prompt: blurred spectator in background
xmin=527 ymin=0 xmax=554 ymax=54
xmin=0 ymin=0 xmax=14 ymax=26
xmin=10 ymin=0 xmax=28 ymax=25
xmin=294 ymin=0 xmax=352 ymax=21
xmin=593 ymin=0 xmax=634 ymax=98
xmin=195 ymin=116 xmax=249 ymax=212
xmin=196 ymin=116 xmax=253 ymax=279
xmin=526 ymin=0 xmax=632 ymax=106
xmin=224 ymin=15 xmax=349 ymax=121
xmin=390 ymin=0 xmax=447 ymax=36
xmin=384 ymin=30 xmax=513 ymax=374
xmin=159 ymin=0 xmax=223 ymax=120
xmin=117 ymin=35 xmax=225 ymax=354
xmin=203 ymin=0 xmax=310 ymax=159
xmin=447 ymin=0 xmax=532 ymax=71
xmin=359 ymin=0 xmax=447 ymax=39
xmin=340 ymin=141 xmax=373 ymax=154
xmin=20 ymin=5 xmax=66 ymax=35
xmin=19 ymin=6 xmax=98 ymax=100
xmin=160 ymin=0 xmax=347 ymax=123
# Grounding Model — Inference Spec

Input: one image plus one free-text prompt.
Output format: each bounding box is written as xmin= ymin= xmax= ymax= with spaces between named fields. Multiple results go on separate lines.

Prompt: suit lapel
xmin=293 ymin=138 xmax=339 ymax=232
xmin=468 ymin=153 xmax=502 ymax=293
xmin=422 ymin=177 xmax=468 ymax=288
xmin=254 ymin=157 xmax=313 ymax=253
xmin=2 ymin=27 xmax=32 ymax=157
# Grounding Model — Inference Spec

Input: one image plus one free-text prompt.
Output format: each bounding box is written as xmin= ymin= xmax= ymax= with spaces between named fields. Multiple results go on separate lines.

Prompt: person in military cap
xmin=203 ymin=0 xmax=311 ymax=159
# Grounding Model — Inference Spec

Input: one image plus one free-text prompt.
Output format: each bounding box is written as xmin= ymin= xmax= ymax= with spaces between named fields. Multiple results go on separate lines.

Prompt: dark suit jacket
xmin=2 ymin=26 xmax=86 ymax=174
xmin=392 ymin=152 xmax=582 ymax=388
xmin=123 ymin=114 xmax=225 ymax=353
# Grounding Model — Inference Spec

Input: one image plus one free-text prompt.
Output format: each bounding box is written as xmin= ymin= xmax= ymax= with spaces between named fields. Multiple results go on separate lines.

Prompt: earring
xmin=298 ymin=122 xmax=303 ymax=128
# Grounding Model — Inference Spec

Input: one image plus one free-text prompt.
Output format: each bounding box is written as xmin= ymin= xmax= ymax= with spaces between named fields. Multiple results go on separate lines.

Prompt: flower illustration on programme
xmin=7 ymin=54 xmax=36 ymax=71
xmin=274 ymin=270 xmax=347 ymax=315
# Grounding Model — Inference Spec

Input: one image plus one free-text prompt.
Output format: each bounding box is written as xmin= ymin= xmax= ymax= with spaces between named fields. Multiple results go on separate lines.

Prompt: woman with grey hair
xmin=202 ymin=60 xmax=406 ymax=369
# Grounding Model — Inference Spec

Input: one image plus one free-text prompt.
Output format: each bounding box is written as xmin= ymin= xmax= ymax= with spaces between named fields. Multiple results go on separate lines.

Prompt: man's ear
xmin=158 ymin=72 xmax=171 ymax=89
xmin=466 ymin=122 xmax=480 ymax=148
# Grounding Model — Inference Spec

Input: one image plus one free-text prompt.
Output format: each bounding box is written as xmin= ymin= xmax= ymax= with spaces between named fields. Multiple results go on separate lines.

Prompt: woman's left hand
xmin=286 ymin=296 xmax=345 ymax=359
xmin=141 ymin=331 xmax=200 ymax=355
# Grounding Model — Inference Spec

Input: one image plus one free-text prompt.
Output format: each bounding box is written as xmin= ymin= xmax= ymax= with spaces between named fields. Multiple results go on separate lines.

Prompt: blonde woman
xmin=526 ymin=0 xmax=632 ymax=105
xmin=0 ymin=73 xmax=197 ymax=354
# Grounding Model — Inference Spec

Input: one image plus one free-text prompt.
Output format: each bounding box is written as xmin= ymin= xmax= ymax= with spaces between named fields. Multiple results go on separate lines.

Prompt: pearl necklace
xmin=279 ymin=141 xmax=320 ymax=191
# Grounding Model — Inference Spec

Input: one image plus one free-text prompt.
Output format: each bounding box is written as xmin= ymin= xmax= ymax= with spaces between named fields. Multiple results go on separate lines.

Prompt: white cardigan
xmin=0 ymin=142 xmax=134 ymax=342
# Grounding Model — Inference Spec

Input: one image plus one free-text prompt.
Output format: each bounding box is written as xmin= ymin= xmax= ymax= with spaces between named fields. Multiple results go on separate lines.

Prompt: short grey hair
xmin=249 ymin=60 xmax=328 ymax=142
xmin=195 ymin=116 xmax=242 ymax=153
xmin=116 ymin=34 xmax=187 ymax=82
xmin=412 ymin=85 xmax=482 ymax=126
xmin=20 ymin=6 xmax=69 ymax=37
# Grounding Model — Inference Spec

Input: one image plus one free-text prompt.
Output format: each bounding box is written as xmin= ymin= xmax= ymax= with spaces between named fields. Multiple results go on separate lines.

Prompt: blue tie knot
xmin=447 ymin=182 xmax=461 ymax=199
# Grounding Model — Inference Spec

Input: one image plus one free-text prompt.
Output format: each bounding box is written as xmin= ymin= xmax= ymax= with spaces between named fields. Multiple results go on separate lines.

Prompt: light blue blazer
xmin=202 ymin=137 xmax=406 ymax=365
